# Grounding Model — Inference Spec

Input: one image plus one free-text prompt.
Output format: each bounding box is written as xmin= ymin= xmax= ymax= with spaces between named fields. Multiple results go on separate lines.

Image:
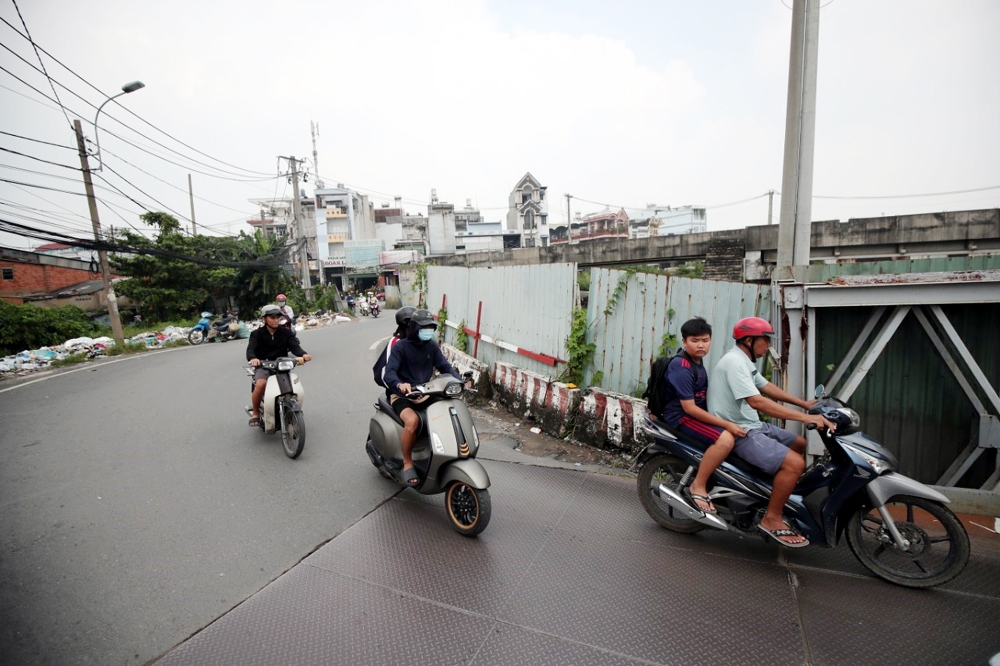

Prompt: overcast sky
xmin=1 ymin=0 xmax=998 ymax=249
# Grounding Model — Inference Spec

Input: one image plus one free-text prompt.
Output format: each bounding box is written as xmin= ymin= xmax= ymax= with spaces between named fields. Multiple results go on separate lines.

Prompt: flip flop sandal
xmin=758 ymin=523 xmax=810 ymax=548
xmin=401 ymin=467 xmax=420 ymax=486
xmin=248 ymin=417 xmax=261 ymax=427
xmin=689 ymin=493 xmax=717 ymax=514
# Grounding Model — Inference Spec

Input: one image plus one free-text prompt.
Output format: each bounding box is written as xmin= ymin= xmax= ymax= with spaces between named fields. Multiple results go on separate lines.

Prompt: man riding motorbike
xmin=276 ymin=294 xmax=295 ymax=330
xmin=382 ymin=309 xmax=466 ymax=485
xmin=246 ymin=304 xmax=311 ymax=427
xmin=707 ymin=317 xmax=835 ymax=547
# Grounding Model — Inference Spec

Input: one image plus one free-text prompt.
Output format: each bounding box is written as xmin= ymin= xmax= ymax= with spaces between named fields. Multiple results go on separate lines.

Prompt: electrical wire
xmin=0 ymin=145 xmax=80 ymax=170
xmin=9 ymin=0 xmax=72 ymax=130
xmin=0 ymin=129 xmax=76 ymax=151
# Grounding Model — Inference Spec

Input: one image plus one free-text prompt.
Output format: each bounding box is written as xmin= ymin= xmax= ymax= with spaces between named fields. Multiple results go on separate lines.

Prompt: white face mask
xmin=418 ymin=329 xmax=434 ymax=342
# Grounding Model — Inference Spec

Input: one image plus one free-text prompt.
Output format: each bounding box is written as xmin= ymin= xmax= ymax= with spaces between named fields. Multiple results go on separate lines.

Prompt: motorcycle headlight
xmin=277 ymin=359 xmax=296 ymax=372
xmin=841 ymin=442 xmax=893 ymax=475
xmin=445 ymin=382 xmax=463 ymax=397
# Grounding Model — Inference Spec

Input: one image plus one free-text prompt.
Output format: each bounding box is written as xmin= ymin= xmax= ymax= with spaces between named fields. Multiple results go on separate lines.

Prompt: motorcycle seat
xmin=376 ymin=396 xmax=428 ymax=435
xmin=646 ymin=416 xmax=774 ymax=480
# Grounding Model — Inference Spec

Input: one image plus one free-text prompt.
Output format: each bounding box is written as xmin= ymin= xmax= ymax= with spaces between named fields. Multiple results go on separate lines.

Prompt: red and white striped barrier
xmin=492 ymin=361 xmax=580 ymax=435
xmin=577 ymin=388 xmax=649 ymax=451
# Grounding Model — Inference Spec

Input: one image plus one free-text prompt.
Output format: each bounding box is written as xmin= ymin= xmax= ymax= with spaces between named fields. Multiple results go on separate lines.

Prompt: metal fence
xmin=426 ymin=264 xmax=578 ymax=378
xmin=585 ymin=268 xmax=771 ymax=395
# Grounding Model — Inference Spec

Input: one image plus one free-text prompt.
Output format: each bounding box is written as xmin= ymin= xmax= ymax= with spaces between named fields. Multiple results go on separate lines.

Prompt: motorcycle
xmin=365 ymin=372 xmax=492 ymax=536
xmin=189 ymin=312 xmax=239 ymax=345
xmin=244 ymin=356 xmax=307 ymax=459
xmin=359 ymin=300 xmax=371 ymax=317
xmin=635 ymin=385 xmax=970 ymax=588
xmin=370 ymin=300 xmax=380 ymax=318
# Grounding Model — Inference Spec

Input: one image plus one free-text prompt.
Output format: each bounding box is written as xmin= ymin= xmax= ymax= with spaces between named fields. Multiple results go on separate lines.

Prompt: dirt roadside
xmin=469 ymin=400 xmax=632 ymax=471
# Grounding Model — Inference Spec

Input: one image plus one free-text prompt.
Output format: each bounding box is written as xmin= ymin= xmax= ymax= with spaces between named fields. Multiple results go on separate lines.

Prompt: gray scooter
xmin=365 ymin=372 xmax=492 ymax=536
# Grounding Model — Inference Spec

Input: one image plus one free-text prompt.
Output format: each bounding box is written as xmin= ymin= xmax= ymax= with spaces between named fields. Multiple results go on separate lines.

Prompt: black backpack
xmin=642 ymin=351 xmax=695 ymax=417
xmin=372 ymin=339 xmax=394 ymax=388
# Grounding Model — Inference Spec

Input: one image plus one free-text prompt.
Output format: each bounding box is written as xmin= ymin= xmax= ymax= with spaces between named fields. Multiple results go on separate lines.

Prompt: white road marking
xmin=968 ymin=520 xmax=998 ymax=534
xmin=369 ymin=336 xmax=391 ymax=351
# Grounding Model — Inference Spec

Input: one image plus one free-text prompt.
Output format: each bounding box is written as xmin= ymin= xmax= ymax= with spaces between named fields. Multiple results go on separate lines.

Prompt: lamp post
xmin=92 ymin=81 xmax=144 ymax=172
xmin=74 ymin=80 xmax=145 ymax=346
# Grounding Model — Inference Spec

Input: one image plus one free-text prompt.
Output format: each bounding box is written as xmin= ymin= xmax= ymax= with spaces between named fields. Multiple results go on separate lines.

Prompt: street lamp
xmin=92 ymin=80 xmax=145 ymax=171
xmin=73 ymin=80 xmax=145 ymax=346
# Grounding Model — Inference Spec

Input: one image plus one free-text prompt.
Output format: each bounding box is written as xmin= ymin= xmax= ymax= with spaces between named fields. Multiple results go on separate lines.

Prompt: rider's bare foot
xmin=688 ymin=484 xmax=716 ymax=513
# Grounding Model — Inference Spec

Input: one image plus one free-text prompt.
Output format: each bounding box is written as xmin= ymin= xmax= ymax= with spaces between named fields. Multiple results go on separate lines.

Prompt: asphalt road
xmin=0 ymin=315 xmax=402 ymax=665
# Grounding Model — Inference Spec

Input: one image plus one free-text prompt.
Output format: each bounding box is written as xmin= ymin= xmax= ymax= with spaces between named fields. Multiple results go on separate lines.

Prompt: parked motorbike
xmin=189 ymin=312 xmax=239 ymax=345
xmin=635 ymin=386 xmax=970 ymax=588
xmin=359 ymin=300 xmax=371 ymax=317
xmin=365 ymin=372 xmax=492 ymax=536
xmin=244 ymin=356 xmax=307 ymax=459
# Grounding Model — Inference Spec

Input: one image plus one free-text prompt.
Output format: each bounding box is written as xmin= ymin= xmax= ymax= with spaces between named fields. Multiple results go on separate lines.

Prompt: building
xmin=427 ymin=190 xmax=457 ymax=256
xmin=506 ymin=173 xmax=549 ymax=248
xmin=550 ymin=208 xmax=630 ymax=244
xmin=0 ymin=247 xmax=129 ymax=312
xmin=629 ymin=204 xmax=707 ymax=238
xmin=313 ymin=186 xmax=376 ymax=290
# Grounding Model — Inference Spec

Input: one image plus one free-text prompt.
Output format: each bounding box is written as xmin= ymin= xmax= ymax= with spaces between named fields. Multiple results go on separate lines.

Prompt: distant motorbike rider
xmin=383 ymin=309 xmax=465 ymax=485
xmin=246 ymin=304 xmax=311 ymax=427
xmin=275 ymin=294 xmax=294 ymax=330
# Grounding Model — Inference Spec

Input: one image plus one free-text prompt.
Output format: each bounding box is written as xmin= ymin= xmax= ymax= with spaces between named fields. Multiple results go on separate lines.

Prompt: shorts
xmin=390 ymin=395 xmax=437 ymax=417
xmin=732 ymin=422 xmax=799 ymax=474
xmin=676 ymin=416 xmax=725 ymax=448
xmin=252 ymin=366 xmax=273 ymax=383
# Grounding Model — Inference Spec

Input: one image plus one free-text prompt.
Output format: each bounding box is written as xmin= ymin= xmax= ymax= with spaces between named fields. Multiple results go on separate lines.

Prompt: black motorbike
xmin=636 ymin=386 xmax=970 ymax=588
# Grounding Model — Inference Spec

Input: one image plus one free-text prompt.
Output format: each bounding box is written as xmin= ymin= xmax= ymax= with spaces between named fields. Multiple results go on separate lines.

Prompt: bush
xmin=0 ymin=302 xmax=99 ymax=355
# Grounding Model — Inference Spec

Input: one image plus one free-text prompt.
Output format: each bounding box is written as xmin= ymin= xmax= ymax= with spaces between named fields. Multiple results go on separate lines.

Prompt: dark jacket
xmin=246 ymin=325 xmax=307 ymax=362
xmin=383 ymin=334 xmax=459 ymax=397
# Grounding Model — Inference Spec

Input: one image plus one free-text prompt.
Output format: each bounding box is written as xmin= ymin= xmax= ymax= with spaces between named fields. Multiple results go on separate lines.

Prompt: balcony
xmin=325 ymin=209 xmax=347 ymax=218
xmin=327 ymin=234 xmax=349 ymax=243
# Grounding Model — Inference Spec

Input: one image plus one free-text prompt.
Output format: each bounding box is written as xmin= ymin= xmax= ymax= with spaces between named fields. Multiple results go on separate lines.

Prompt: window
xmin=2 ymin=268 xmax=13 ymax=280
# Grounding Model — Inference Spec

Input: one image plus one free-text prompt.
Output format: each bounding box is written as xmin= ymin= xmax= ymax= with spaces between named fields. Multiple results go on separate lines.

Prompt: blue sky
xmin=1 ymin=0 xmax=998 ymax=248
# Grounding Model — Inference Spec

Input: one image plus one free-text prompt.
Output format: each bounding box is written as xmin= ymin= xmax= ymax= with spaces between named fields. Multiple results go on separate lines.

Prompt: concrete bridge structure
xmin=429 ymin=208 xmax=1000 ymax=281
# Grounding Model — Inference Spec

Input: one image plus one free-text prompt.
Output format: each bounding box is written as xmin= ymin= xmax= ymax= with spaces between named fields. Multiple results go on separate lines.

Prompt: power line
xmin=0 ymin=129 xmax=76 ymax=150
xmin=0 ymin=145 xmax=80 ymax=170
xmin=9 ymin=0 xmax=71 ymax=130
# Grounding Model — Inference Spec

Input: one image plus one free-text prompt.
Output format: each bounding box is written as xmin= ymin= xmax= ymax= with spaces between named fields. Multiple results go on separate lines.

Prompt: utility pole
xmin=188 ymin=173 xmax=197 ymax=235
xmin=74 ymin=119 xmax=125 ymax=346
xmin=767 ymin=189 xmax=775 ymax=225
xmin=776 ymin=0 xmax=820 ymax=274
xmin=288 ymin=156 xmax=313 ymax=301
xmin=310 ymin=121 xmax=324 ymax=189
xmin=566 ymin=193 xmax=572 ymax=243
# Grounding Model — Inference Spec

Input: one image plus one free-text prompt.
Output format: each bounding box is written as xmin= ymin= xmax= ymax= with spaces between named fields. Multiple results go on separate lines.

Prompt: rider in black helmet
xmin=383 ymin=309 xmax=467 ymax=485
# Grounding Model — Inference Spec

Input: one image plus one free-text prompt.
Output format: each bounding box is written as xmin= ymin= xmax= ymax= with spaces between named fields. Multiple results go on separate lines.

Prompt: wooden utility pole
xmin=74 ymin=119 xmax=124 ymax=346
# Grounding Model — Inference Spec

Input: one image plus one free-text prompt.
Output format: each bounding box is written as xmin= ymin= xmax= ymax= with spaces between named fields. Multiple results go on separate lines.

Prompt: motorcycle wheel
xmin=845 ymin=494 xmax=970 ymax=588
xmin=636 ymin=453 xmax=705 ymax=534
xmin=187 ymin=329 xmax=204 ymax=345
xmin=278 ymin=397 xmax=306 ymax=459
xmin=445 ymin=482 xmax=491 ymax=537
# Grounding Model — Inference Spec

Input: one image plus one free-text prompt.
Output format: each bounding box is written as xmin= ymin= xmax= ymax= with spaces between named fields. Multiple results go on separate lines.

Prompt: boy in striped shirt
xmin=660 ymin=317 xmax=747 ymax=514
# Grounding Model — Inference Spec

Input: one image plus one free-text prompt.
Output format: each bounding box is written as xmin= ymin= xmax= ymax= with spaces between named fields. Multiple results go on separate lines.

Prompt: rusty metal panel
xmin=587 ymin=269 xmax=770 ymax=395
xmin=807 ymin=255 xmax=1000 ymax=282
xmin=815 ymin=303 xmax=1000 ymax=486
xmin=427 ymin=264 xmax=577 ymax=378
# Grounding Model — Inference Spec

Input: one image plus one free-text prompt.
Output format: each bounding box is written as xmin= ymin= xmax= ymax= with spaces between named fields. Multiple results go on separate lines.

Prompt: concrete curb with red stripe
xmin=491 ymin=361 xmax=582 ymax=438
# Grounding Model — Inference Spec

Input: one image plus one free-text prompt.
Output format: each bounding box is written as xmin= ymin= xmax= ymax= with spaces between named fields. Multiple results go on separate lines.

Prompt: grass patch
xmin=50 ymin=352 xmax=89 ymax=368
xmin=105 ymin=341 xmax=150 ymax=357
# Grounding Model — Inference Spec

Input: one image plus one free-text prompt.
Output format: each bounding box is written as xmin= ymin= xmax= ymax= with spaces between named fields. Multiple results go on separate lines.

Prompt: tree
xmin=110 ymin=212 xmax=237 ymax=321
xmin=230 ymin=230 xmax=296 ymax=315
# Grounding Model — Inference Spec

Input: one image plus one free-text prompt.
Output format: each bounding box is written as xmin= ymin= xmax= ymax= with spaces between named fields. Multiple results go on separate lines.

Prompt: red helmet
xmin=732 ymin=317 xmax=774 ymax=340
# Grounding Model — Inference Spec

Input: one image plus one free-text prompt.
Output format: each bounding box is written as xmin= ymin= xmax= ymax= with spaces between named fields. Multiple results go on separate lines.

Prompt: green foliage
xmin=437 ymin=306 xmax=447 ymax=343
xmin=105 ymin=341 xmax=148 ymax=356
xmin=50 ymin=352 xmax=88 ymax=368
xmin=455 ymin=320 xmax=469 ymax=354
xmin=560 ymin=307 xmax=596 ymax=386
xmin=671 ymin=261 xmax=704 ymax=278
xmin=603 ymin=267 xmax=643 ymax=317
xmin=110 ymin=215 xmax=294 ymax=321
xmin=0 ymin=301 xmax=99 ymax=355
xmin=413 ymin=262 xmax=429 ymax=308
xmin=577 ymin=270 xmax=591 ymax=292
xmin=657 ymin=332 xmax=679 ymax=358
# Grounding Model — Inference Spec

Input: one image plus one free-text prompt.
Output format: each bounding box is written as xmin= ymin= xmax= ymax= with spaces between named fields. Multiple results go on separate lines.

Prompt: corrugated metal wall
xmin=806 ymin=255 xmax=1000 ymax=282
xmin=816 ymin=304 xmax=1000 ymax=487
xmin=426 ymin=264 xmax=577 ymax=378
xmin=586 ymin=269 xmax=770 ymax=395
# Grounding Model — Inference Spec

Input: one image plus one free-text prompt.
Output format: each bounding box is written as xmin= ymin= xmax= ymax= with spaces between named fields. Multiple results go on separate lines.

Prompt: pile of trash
xmin=2 ymin=313 xmax=356 ymax=378
xmin=0 ymin=326 xmax=190 ymax=379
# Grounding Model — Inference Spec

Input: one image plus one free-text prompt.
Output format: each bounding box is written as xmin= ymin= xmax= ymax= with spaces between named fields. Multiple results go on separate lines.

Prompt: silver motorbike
xmin=365 ymin=373 xmax=492 ymax=536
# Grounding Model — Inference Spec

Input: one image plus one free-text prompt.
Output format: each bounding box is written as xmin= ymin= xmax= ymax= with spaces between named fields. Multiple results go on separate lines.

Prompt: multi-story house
xmin=629 ymin=204 xmax=707 ymax=238
xmin=506 ymin=173 xmax=549 ymax=248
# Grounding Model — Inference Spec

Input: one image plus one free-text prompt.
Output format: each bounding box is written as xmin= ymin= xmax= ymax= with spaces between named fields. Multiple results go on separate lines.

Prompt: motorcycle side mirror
xmin=814 ymin=384 xmax=826 ymax=399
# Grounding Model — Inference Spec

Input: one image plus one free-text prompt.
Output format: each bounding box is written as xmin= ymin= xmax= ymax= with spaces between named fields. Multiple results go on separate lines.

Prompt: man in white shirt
xmin=276 ymin=293 xmax=294 ymax=330
xmin=709 ymin=317 xmax=835 ymax=547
